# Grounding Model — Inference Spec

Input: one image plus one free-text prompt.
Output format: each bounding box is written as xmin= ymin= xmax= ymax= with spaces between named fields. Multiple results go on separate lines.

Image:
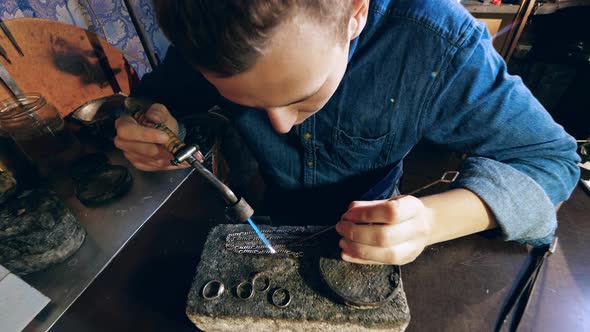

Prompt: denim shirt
xmin=134 ymin=0 xmax=580 ymax=245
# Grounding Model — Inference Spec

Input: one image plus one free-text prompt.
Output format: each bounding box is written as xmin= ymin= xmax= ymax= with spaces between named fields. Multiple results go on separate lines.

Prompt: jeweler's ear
xmin=348 ymin=0 xmax=369 ymax=40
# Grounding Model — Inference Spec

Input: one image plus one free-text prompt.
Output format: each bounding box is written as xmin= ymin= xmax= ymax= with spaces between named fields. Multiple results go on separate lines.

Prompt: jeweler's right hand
xmin=114 ymin=103 xmax=188 ymax=171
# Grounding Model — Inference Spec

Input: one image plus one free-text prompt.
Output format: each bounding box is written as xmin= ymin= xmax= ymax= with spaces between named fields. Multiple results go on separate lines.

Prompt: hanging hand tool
xmin=0 ymin=32 xmax=27 ymax=135
xmin=0 ymin=60 xmax=24 ymax=98
xmin=124 ymin=97 xmax=275 ymax=253
xmin=0 ymin=18 xmax=24 ymax=56
xmin=0 ymin=45 xmax=11 ymax=64
xmin=290 ymin=171 xmax=460 ymax=245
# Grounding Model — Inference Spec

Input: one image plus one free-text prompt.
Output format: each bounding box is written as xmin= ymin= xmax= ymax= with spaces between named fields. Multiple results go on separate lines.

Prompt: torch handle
xmin=132 ymin=110 xmax=185 ymax=155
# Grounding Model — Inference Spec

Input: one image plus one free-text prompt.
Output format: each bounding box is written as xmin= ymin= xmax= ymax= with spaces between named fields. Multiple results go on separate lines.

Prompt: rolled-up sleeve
xmin=420 ymin=22 xmax=580 ymax=245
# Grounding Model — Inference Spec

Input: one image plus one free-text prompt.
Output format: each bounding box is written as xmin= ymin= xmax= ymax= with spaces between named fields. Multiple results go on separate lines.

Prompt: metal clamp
xmin=252 ymin=272 xmax=271 ymax=292
xmin=171 ymin=144 xmax=201 ymax=166
xmin=202 ymin=280 xmax=224 ymax=301
xmin=271 ymin=288 xmax=291 ymax=308
xmin=236 ymin=281 xmax=255 ymax=300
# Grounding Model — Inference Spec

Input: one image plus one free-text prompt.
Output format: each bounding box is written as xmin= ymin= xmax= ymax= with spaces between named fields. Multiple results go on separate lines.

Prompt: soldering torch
xmin=123 ymin=97 xmax=275 ymax=252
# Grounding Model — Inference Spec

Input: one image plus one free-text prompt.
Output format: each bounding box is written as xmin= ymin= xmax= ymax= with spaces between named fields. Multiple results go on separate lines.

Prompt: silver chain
xmin=225 ymin=229 xmax=318 ymax=257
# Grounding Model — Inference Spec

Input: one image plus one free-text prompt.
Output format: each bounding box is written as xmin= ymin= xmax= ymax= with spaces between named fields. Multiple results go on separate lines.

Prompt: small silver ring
xmin=202 ymin=280 xmax=224 ymax=300
xmin=271 ymin=288 xmax=291 ymax=308
xmin=252 ymin=272 xmax=271 ymax=292
xmin=236 ymin=280 xmax=255 ymax=300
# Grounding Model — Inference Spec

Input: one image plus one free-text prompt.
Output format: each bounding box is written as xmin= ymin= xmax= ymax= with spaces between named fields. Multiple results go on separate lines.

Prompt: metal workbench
xmin=19 ymin=149 xmax=193 ymax=332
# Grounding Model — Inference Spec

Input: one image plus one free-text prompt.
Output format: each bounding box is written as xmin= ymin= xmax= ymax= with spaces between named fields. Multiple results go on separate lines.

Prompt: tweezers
xmin=0 ymin=18 xmax=24 ymax=56
xmin=494 ymin=237 xmax=558 ymax=332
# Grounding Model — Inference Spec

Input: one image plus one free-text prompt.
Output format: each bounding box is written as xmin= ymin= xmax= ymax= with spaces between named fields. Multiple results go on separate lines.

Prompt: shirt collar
xmin=347 ymin=0 xmax=391 ymax=63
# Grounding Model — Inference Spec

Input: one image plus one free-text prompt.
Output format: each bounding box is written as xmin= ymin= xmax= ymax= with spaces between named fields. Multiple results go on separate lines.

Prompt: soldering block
xmin=186 ymin=224 xmax=410 ymax=332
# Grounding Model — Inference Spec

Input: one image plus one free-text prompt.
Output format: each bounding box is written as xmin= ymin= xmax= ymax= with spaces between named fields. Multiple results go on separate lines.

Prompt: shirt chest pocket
xmin=324 ymin=127 xmax=395 ymax=171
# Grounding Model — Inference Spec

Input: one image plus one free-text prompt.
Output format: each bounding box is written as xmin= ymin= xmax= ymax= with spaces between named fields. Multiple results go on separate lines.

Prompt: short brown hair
xmin=153 ymin=0 xmax=351 ymax=76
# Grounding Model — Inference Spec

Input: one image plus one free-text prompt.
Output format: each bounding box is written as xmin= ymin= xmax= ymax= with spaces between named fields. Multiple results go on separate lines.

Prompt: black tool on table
xmin=494 ymin=237 xmax=558 ymax=332
xmin=0 ymin=18 xmax=24 ymax=56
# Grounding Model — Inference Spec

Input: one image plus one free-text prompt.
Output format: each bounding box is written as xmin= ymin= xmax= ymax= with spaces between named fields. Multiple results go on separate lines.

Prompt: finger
xmin=123 ymin=151 xmax=173 ymax=168
xmin=145 ymin=104 xmax=166 ymax=123
xmin=115 ymin=115 xmax=170 ymax=144
xmin=342 ymin=195 xmax=423 ymax=224
xmin=114 ymin=136 xmax=173 ymax=159
xmin=339 ymin=239 xmax=418 ymax=265
xmin=145 ymin=104 xmax=179 ymax=133
xmin=132 ymin=162 xmax=185 ymax=172
xmin=340 ymin=253 xmax=386 ymax=265
xmin=335 ymin=220 xmax=421 ymax=247
xmin=124 ymin=151 xmax=191 ymax=171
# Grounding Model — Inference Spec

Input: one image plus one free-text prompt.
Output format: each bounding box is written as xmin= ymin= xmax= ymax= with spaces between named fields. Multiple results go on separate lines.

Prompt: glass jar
xmin=0 ymin=94 xmax=80 ymax=177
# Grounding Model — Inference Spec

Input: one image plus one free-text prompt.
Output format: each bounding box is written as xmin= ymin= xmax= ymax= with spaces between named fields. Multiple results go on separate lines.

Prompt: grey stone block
xmin=0 ymin=189 xmax=86 ymax=275
xmin=186 ymin=224 xmax=410 ymax=331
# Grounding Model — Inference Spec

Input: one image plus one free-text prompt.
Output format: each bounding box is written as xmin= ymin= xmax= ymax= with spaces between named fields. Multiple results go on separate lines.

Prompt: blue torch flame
xmin=247 ymin=218 xmax=276 ymax=254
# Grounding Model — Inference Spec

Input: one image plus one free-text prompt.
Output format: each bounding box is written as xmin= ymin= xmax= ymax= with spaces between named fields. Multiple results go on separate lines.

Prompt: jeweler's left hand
xmin=335 ymin=195 xmax=433 ymax=265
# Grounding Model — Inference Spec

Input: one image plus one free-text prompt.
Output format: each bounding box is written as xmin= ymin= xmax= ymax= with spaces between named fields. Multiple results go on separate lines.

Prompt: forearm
xmin=420 ymin=188 xmax=497 ymax=246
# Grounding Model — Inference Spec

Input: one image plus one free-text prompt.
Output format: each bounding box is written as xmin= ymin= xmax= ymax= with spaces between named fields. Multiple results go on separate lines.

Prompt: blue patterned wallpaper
xmin=0 ymin=0 xmax=170 ymax=77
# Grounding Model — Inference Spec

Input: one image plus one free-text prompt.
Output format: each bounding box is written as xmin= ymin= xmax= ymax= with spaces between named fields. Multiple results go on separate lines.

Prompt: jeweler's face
xmin=202 ymin=17 xmax=351 ymax=134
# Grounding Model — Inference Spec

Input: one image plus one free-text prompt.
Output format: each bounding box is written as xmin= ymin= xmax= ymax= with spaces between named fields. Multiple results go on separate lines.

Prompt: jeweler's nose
xmin=266 ymin=107 xmax=298 ymax=134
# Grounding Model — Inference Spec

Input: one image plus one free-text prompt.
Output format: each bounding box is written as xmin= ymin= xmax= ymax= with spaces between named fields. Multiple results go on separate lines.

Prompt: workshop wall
xmin=0 ymin=0 xmax=169 ymax=77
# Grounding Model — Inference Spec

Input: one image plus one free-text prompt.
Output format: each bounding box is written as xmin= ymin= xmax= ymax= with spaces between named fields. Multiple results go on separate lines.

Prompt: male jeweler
xmin=114 ymin=0 xmax=580 ymax=265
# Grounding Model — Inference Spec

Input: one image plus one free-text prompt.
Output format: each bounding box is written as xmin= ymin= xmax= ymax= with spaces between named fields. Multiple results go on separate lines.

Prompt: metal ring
xmin=271 ymin=288 xmax=291 ymax=308
xmin=202 ymin=280 xmax=224 ymax=300
xmin=236 ymin=281 xmax=255 ymax=300
xmin=251 ymin=272 xmax=271 ymax=292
